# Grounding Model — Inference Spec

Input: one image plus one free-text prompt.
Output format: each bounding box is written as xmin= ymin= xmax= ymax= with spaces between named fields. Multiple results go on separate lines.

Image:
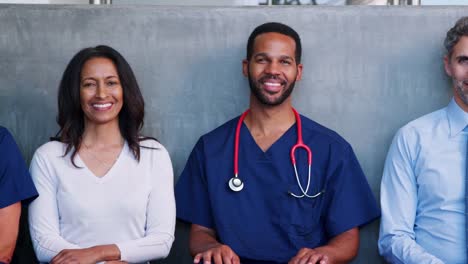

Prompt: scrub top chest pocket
xmin=282 ymin=168 xmax=328 ymax=248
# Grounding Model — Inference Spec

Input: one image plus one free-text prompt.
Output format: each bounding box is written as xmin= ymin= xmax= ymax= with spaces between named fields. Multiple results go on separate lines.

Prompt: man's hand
xmin=193 ymin=244 xmax=240 ymax=264
xmin=288 ymin=248 xmax=329 ymax=264
xmin=289 ymin=228 xmax=359 ymax=264
xmin=189 ymin=224 xmax=240 ymax=264
xmin=51 ymin=248 xmax=100 ymax=264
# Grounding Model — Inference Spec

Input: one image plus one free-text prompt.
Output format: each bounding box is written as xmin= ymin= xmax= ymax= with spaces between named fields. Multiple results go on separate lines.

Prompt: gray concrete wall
xmin=0 ymin=4 xmax=463 ymax=263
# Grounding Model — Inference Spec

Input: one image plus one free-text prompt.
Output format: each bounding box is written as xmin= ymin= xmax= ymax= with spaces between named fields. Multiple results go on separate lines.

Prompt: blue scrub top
xmin=0 ymin=126 xmax=38 ymax=208
xmin=175 ymin=114 xmax=380 ymax=263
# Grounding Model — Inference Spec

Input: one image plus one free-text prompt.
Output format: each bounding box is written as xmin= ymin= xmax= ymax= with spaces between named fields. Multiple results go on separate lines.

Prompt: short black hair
xmin=246 ymin=22 xmax=302 ymax=63
xmin=444 ymin=16 xmax=468 ymax=58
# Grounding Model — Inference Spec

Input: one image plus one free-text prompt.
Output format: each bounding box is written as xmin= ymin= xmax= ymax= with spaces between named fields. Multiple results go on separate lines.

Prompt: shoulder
xmin=0 ymin=126 xmax=13 ymax=148
xmin=198 ymin=116 xmax=239 ymax=154
xmin=0 ymin=126 xmax=16 ymax=147
xmin=0 ymin=128 xmax=29 ymax=159
xmin=399 ymin=108 xmax=445 ymax=135
xmin=138 ymin=138 xmax=173 ymax=172
xmin=0 ymin=126 xmax=22 ymax=166
xmin=0 ymin=126 xmax=10 ymax=139
xmin=138 ymin=138 xmax=171 ymax=159
xmin=383 ymin=108 xmax=447 ymax=163
xmin=189 ymin=116 xmax=238 ymax=153
xmin=390 ymin=108 xmax=446 ymax=147
xmin=139 ymin=137 xmax=165 ymax=150
xmin=33 ymin=141 xmax=68 ymax=160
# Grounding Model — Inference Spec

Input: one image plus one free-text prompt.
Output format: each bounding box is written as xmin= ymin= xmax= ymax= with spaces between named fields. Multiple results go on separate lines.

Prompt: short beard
xmin=453 ymin=78 xmax=468 ymax=106
xmin=248 ymin=72 xmax=296 ymax=107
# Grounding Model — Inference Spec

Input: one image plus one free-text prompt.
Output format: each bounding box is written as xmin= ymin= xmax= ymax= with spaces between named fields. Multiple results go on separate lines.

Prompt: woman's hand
xmin=51 ymin=248 xmax=100 ymax=264
xmin=51 ymin=245 xmax=121 ymax=264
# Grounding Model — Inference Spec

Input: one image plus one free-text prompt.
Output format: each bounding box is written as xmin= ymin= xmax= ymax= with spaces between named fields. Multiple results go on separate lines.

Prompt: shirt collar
xmin=447 ymin=97 xmax=468 ymax=137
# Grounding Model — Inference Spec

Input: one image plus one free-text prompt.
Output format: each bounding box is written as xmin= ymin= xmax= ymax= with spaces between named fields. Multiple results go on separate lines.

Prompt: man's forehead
xmin=450 ymin=36 xmax=468 ymax=57
xmin=253 ymin=32 xmax=295 ymax=44
xmin=252 ymin=32 xmax=296 ymax=52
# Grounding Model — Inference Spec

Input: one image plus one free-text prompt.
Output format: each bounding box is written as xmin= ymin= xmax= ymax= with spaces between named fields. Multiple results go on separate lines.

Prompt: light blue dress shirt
xmin=379 ymin=98 xmax=468 ymax=264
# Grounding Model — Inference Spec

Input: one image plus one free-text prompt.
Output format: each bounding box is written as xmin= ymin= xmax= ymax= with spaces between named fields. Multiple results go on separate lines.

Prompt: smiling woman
xmin=80 ymin=57 xmax=124 ymax=127
xmin=78 ymin=57 xmax=125 ymax=177
xmin=27 ymin=45 xmax=175 ymax=264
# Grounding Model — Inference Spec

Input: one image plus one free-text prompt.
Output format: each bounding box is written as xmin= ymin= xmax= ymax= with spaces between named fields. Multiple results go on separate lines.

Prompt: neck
xmin=245 ymin=98 xmax=295 ymax=136
xmin=82 ymin=120 xmax=123 ymax=147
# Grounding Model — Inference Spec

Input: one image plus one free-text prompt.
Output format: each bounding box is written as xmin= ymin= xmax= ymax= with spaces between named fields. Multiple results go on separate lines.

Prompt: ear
xmin=444 ymin=55 xmax=453 ymax=77
xmin=295 ymin=63 xmax=303 ymax=81
xmin=242 ymin=59 xmax=249 ymax=77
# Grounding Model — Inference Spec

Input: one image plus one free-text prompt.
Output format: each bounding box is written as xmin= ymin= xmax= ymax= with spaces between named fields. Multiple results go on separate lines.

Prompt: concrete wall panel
xmin=0 ymin=5 xmax=463 ymax=263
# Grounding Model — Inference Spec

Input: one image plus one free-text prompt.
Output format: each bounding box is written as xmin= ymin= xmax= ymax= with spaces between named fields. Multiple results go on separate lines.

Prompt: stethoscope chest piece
xmin=228 ymin=177 xmax=244 ymax=192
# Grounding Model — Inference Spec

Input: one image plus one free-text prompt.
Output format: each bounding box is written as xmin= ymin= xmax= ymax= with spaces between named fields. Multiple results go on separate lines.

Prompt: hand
xmin=288 ymin=248 xmax=329 ymax=264
xmin=193 ymin=244 xmax=240 ymax=264
xmin=51 ymin=248 xmax=100 ymax=264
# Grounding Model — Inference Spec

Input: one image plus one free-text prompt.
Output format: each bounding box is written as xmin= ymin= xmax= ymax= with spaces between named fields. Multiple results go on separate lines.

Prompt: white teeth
xmin=264 ymin=82 xmax=281 ymax=86
xmin=93 ymin=103 xmax=112 ymax=108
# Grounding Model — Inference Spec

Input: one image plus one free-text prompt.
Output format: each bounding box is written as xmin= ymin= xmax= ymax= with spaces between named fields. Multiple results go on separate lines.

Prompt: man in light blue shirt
xmin=378 ymin=16 xmax=468 ymax=264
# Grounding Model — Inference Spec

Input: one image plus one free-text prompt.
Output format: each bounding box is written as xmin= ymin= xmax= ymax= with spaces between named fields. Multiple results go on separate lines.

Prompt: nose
xmin=95 ymin=82 xmax=107 ymax=99
xmin=265 ymin=61 xmax=281 ymax=75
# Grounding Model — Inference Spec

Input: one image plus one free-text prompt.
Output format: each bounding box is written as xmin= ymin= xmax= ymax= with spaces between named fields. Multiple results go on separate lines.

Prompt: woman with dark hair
xmin=28 ymin=45 xmax=175 ymax=264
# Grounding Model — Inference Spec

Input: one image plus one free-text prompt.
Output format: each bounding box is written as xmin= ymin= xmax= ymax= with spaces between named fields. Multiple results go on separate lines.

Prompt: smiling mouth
xmin=263 ymin=82 xmax=281 ymax=87
xmin=92 ymin=103 xmax=113 ymax=110
xmin=261 ymin=79 xmax=286 ymax=94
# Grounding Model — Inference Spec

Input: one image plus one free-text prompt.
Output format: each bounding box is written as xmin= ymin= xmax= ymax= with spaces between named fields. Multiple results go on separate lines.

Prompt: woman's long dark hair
xmin=53 ymin=45 xmax=151 ymax=166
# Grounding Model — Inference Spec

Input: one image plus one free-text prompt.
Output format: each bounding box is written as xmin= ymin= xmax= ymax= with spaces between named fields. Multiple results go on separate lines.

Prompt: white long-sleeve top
xmin=28 ymin=139 xmax=175 ymax=264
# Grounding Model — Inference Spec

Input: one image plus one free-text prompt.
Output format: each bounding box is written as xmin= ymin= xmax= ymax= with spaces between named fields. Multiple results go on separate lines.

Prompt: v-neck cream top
xmin=28 ymin=139 xmax=175 ymax=264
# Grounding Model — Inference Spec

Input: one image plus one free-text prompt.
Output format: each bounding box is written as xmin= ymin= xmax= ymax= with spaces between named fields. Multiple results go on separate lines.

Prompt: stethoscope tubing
xmin=230 ymin=108 xmax=323 ymax=198
xmin=233 ymin=110 xmax=250 ymax=179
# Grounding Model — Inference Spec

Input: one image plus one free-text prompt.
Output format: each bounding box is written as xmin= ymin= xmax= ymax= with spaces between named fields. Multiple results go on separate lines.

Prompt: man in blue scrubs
xmin=176 ymin=22 xmax=380 ymax=264
xmin=0 ymin=127 xmax=38 ymax=264
xmin=378 ymin=17 xmax=468 ymax=264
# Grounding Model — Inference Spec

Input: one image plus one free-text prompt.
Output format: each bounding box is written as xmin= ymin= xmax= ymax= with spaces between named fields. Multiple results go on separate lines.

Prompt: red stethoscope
xmin=228 ymin=108 xmax=325 ymax=198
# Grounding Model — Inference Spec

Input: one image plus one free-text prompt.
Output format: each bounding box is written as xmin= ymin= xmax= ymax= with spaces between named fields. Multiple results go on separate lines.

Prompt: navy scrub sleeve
xmin=176 ymin=138 xmax=215 ymax=229
xmin=323 ymin=143 xmax=380 ymax=237
xmin=0 ymin=127 xmax=38 ymax=208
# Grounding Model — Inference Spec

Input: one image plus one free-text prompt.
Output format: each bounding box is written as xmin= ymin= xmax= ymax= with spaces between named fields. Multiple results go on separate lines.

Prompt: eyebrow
xmin=253 ymin=53 xmax=294 ymax=61
xmin=81 ymin=77 xmax=95 ymax=82
xmin=81 ymin=75 xmax=119 ymax=81
xmin=456 ymin=55 xmax=468 ymax=61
